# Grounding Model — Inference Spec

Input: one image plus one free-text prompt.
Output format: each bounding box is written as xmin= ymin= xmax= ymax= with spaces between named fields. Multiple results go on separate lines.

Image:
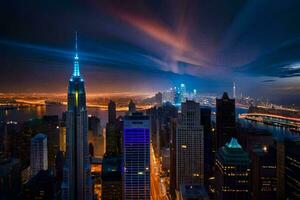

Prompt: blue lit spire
xmin=226 ymin=137 xmax=242 ymax=149
xmin=73 ymin=31 xmax=80 ymax=77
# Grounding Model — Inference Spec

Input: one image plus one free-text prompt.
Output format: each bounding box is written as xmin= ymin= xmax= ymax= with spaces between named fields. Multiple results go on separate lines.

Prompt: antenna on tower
xmin=233 ymin=81 xmax=236 ymax=99
xmin=73 ymin=31 xmax=80 ymax=77
xmin=75 ymin=31 xmax=78 ymax=56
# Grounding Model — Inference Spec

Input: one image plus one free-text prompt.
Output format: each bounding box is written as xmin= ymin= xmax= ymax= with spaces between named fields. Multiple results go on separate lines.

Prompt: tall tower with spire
xmin=61 ymin=33 xmax=92 ymax=200
xmin=233 ymin=82 xmax=236 ymax=99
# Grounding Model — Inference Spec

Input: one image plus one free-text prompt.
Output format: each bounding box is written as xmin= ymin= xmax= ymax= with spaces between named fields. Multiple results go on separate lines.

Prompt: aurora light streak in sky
xmin=0 ymin=0 xmax=300 ymax=105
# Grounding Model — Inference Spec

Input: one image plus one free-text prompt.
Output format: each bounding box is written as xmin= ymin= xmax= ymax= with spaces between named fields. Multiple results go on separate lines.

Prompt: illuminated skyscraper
xmin=174 ymin=87 xmax=181 ymax=106
xmin=215 ymin=138 xmax=250 ymax=200
xmin=180 ymin=83 xmax=186 ymax=102
xmin=176 ymin=100 xmax=204 ymax=189
xmin=192 ymin=89 xmax=197 ymax=101
xmin=61 ymin=33 xmax=92 ymax=200
xmin=123 ymin=112 xmax=150 ymax=200
xmin=250 ymin=145 xmax=277 ymax=199
xmin=30 ymin=133 xmax=48 ymax=176
xmin=233 ymin=82 xmax=236 ymax=99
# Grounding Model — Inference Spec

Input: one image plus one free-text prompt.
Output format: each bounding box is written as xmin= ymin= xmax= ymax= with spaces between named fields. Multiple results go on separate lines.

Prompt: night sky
xmin=1 ymin=0 xmax=300 ymax=105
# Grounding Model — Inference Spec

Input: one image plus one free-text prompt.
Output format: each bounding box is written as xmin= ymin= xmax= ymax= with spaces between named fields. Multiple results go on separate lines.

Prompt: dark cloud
xmin=237 ymin=39 xmax=300 ymax=78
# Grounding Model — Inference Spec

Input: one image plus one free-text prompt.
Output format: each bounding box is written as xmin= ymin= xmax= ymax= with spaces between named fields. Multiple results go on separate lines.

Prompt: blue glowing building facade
xmin=61 ymin=33 xmax=92 ymax=200
xmin=123 ymin=112 xmax=150 ymax=200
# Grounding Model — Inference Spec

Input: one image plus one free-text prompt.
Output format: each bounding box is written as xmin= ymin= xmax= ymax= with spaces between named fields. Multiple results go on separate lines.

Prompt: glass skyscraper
xmin=61 ymin=34 xmax=92 ymax=200
xmin=123 ymin=112 xmax=150 ymax=200
xmin=30 ymin=133 xmax=48 ymax=176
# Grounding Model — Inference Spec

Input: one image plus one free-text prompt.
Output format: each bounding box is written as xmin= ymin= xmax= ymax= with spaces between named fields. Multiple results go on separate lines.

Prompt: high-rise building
xmin=123 ymin=112 xmax=150 ymax=199
xmin=215 ymin=138 xmax=250 ymax=200
xmin=116 ymin=116 xmax=124 ymax=154
xmin=233 ymin=82 xmax=236 ymax=99
xmin=180 ymin=83 xmax=186 ymax=102
xmin=0 ymin=155 xmax=21 ymax=199
xmin=106 ymin=123 xmax=120 ymax=155
xmin=174 ymin=88 xmax=181 ymax=106
xmin=176 ymin=100 xmax=204 ymax=189
xmin=170 ymin=118 xmax=178 ymax=198
xmin=146 ymin=102 xmax=178 ymax=156
xmin=42 ymin=115 xmax=60 ymax=172
xmin=21 ymin=166 xmax=31 ymax=184
xmin=128 ymin=100 xmax=136 ymax=114
xmin=179 ymin=184 xmax=209 ymax=200
xmin=284 ymin=139 xmax=300 ymax=199
xmin=106 ymin=100 xmax=121 ymax=155
xmin=11 ymin=119 xmax=43 ymax=169
xmin=61 ymin=33 xmax=92 ymax=200
xmin=192 ymin=89 xmax=197 ymax=101
xmin=250 ymin=145 xmax=277 ymax=199
xmin=0 ymin=121 xmax=20 ymax=159
xmin=276 ymin=137 xmax=300 ymax=200
xmin=21 ymin=170 xmax=55 ymax=200
xmin=101 ymin=154 xmax=122 ymax=199
xmin=55 ymin=150 xmax=64 ymax=184
xmin=30 ymin=133 xmax=48 ymax=176
xmin=216 ymin=92 xmax=236 ymax=149
xmin=59 ymin=126 xmax=66 ymax=152
xmin=200 ymin=107 xmax=213 ymax=188
xmin=88 ymin=115 xmax=101 ymax=136
xmin=161 ymin=147 xmax=170 ymax=170
xmin=108 ymin=100 xmax=117 ymax=124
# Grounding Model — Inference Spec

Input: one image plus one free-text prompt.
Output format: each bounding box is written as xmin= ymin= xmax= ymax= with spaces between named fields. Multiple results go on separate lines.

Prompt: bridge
xmin=239 ymin=113 xmax=300 ymax=129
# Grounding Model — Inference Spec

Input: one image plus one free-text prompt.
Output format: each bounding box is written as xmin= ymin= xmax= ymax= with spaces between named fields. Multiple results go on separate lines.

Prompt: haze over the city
xmin=1 ymin=0 xmax=300 ymax=105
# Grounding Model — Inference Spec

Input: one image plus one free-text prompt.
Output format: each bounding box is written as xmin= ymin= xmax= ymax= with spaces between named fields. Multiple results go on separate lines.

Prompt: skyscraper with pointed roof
xmin=215 ymin=138 xmax=250 ymax=200
xmin=233 ymin=82 xmax=236 ymax=99
xmin=61 ymin=33 xmax=92 ymax=200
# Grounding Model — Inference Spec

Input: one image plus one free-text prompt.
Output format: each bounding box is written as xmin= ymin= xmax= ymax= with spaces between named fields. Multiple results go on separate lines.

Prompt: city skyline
xmin=1 ymin=0 xmax=300 ymax=106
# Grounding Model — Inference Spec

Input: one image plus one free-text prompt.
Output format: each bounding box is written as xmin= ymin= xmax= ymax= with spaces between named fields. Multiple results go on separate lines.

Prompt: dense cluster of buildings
xmin=161 ymin=84 xmax=198 ymax=106
xmin=0 ymin=36 xmax=299 ymax=200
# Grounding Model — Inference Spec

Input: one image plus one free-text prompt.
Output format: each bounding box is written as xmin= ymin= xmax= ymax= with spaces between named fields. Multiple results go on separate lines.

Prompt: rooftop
xmin=32 ymin=133 xmax=47 ymax=140
xmin=180 ymin=184 xmax=208 ymax=199
xmin=226 ymin=138 xmax=242 ymax=149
